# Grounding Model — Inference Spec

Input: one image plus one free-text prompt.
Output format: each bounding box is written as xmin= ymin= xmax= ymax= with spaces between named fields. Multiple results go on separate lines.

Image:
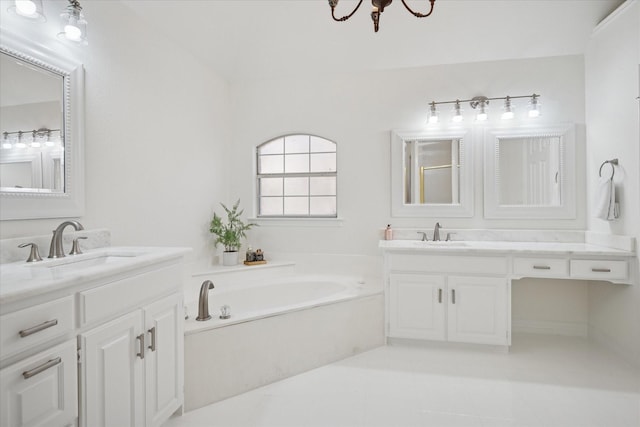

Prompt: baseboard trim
xmin=512 ymin=319 xmax=588 ymax=337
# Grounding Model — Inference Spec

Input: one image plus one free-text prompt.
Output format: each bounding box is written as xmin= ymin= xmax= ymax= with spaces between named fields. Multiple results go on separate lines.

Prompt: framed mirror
xmin=391 ymin=129 xmax=473 ymax=217
xmin=0 ymin=31 xmax=84 ymax=220
xmin=483 ymin=124 xmax=575 ymax=219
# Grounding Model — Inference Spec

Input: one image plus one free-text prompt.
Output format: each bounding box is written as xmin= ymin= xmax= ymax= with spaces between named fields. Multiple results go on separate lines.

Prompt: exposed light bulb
xmin=452 ymin=101 xmax=463 ymax=123
xmin=16 ymin=0 xmax=36 ymax=16
xmin=64 ymin=23 xmax=82 ymax=41
xmin=15 ymin=141 xmax=27 ymax=148
xmin=501 ymin=96 xmax=514 ymax=120
xmin=528 ymin=94 xmax=541 ymax=118
xmin=427 ymin=102 xmax=439 ymax=124
xmin=2 ymin=142 xmax=12 ymax=149
xmin=476 ymin=112 xmax=488 ymax=121
xmin=31 ymin=141 xmax=41 ymax=148
xmin=502 ymin=111 xmax=515 ymax=120
xmin=528 ymin=109 xmax=540 ymax=118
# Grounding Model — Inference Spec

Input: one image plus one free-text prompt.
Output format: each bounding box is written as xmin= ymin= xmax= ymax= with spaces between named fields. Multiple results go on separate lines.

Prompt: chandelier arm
xmin=400 ymin=0 xmax=436 ymax=18
xmin=330 ymin=0 xmax=365 ymax=22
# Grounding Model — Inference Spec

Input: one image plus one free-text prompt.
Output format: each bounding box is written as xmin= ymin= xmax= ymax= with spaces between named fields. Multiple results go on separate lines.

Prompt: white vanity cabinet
xmin=79 ymin=267 xmax=184 ymax=427
xmin=389 ymin=274 xmax=508 ymax=345
xmin=0 ymin=246 xmax=188 ymax=427
xmin=385 ymin=254 xmax=510 ymax=346
xmin=0 ymin=339 xmax=77 ymax=427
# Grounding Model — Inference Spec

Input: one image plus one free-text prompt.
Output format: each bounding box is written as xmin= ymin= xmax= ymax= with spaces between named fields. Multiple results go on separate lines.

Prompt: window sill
xmin=249 ymin=217 xmax=344 ymax=227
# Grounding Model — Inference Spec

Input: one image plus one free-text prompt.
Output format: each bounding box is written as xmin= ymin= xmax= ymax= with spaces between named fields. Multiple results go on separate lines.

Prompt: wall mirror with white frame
xmin=483 ymin=124 xmax=576 ymax=219
xmin=391 ymin=129 xmax=473 ymax=217
xmin=0 ymin=31 xmax=84 ymax=220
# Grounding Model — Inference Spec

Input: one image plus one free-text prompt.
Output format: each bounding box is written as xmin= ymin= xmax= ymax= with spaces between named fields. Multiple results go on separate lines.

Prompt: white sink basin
xmin=31 ymin=254 xmax=138 ymax=272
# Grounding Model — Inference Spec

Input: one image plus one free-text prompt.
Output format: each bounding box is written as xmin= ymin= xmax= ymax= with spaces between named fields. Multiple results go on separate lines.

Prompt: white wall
xmin=230 ymin=55 xmax=587 ymax=257
xmin=0 ymin=0 xmax=231 ymax=268
xmin=585 ymin=0 xmax=640 ymax=366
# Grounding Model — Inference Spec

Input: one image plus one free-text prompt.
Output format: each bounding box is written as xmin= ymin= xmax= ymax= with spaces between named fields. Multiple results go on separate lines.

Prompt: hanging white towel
xmin=593 ymin=176 xmax=618 ymax=220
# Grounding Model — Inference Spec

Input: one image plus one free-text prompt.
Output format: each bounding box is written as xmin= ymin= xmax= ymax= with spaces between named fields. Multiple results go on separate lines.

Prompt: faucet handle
xmin=417 ymin=231 xmax=428 ymax=241
xmin=18 ymin=243 xmax=43 ymax=263
xmin=69 ymin=236 xmax=88 ymax=255
xmin=445 ymin=232 xmax=457 ymax=242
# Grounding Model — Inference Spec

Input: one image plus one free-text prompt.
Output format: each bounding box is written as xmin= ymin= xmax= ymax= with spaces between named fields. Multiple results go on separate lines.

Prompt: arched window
xmin=256 ymin=134 xmax=337 ymax=217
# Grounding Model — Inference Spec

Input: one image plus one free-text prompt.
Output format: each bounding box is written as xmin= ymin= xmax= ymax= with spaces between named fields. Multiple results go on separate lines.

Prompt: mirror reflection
xmin=404 ymin=139 xmax=460 ymax=205
xmin=0 ymin=51 xmax=64 ymax=193
xmin=497 ymin=136 xmax=561 ymax=206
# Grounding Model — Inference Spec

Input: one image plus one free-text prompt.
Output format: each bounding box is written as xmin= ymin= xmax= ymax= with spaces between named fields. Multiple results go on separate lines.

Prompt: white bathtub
xmin=183 ymin=275 xmax=384 ymax=411
xmin=184 ymin=275 xmax=376 ymax=333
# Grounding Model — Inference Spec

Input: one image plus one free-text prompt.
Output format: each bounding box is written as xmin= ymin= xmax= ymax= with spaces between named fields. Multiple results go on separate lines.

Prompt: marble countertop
xmin=378 ymin=240 xmax=636 ymax=257
xmin=0 ymin=246 xmax=190 ymax=306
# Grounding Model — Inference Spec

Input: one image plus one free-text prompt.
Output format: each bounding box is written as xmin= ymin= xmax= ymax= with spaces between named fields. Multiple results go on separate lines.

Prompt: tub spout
xmin=196 ymin=280 xmax=215 ymax=321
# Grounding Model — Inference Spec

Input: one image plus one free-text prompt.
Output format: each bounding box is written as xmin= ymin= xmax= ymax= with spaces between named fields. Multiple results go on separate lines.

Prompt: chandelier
xmin=328 ymin=0 xmax=436 ymax=32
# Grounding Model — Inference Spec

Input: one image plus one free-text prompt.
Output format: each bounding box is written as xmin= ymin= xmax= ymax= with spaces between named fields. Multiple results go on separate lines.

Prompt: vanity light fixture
xmin=427 ymin=102 xmax=439 ymax=124
xmin=528 ymin=94 xmax=541 ymax=117
xmin=501 ymin=96 xmax=515 ymax=120
xmin=2 ymin=132 xmax=12 ymax=149
xmin=328 ymin=0 xmax=436 ymax=33
xmin=58 ymin=0 xmax=88 ymax=45
xmin=7 ymin=0 xmax=46 ymax=22
xmin=427 ymin=94 xmax=540 ymax=124
xmin=451 ymin=100 xmax=464 ymax=123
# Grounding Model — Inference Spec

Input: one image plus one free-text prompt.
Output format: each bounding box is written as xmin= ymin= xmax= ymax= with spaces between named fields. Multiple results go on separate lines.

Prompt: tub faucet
xmin=196 ymin=280 xmax=215 ymax=321
xmin=48 ymin=220 xmax=84 ymax=258
xmin=433 ymin=222 xmax=442 ymax=241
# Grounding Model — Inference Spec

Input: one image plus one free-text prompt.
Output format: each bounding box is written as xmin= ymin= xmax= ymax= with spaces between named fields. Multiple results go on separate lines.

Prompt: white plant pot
xmin=222 ymin=251 xmax=239 ymax=266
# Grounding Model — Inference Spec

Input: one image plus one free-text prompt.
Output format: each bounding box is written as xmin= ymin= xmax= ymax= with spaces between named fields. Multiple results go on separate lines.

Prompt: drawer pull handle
xmin=148 ymin=327 xmax=156 ymax=352
xmin=438 ymin=288 xmax=442 ymax=304
xmin=451 ymin=289 xmax=456 ymax=304
xmin=592 ymin=268 xmax=611 ymax=273
xmin=533 ymin=265 xmax=551 ymax=270
xmin=22 ymin=357 xmax=61 ymax=379
xmin=19 ymin=319 xmax=58 ymax=338
xmin=136 ymin=334 xmax=145 ymax=359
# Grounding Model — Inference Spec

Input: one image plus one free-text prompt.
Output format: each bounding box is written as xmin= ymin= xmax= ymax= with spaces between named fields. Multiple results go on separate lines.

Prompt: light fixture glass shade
xmin=528 ymin=95 xmax=541 ymax=118
xmin=427 ymin=102 xmax=439 ymax=124
xmin=451 ymin=101 xmax=463 ymax=123
xmin=2 ymin=133 xmax=11 ymax=149
xmin=475 ymin=102 xmax=488 ymax=122
xmin=8 ymin=0 xmax=46 ymax=22
xmin=501 ymin=97 xmax=515 ymax=120
xmin=58 ymin=1 xmax=88 ymax=45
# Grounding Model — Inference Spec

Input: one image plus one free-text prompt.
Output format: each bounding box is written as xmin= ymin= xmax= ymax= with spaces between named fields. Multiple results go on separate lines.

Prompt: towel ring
xmin=598 ymin=159 xmax=618 ymax=179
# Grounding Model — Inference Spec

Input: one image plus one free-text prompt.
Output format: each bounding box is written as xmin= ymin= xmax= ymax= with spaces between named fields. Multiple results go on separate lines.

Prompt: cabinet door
xmin=80 ymin=310 xmax=144 ymax=427
xmin=388 ymin=274 xmax=446 ymax=340
xmin=144 ymin=293 xmax=184 ymax=427
xmin=0 ymin=339 xmax=77 ymax=427
xmin=447 ymin=276 xmax=508 ymax=345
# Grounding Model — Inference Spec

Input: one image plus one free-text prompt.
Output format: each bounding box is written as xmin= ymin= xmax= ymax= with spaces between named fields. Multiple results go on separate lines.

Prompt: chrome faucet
xmin=417 ymin=231 xmax=428 ymax=241
xmin=48 ymin=220 xmax=84 ymax=258
xmin=433 ymin=222 xmax=442 ymax=241
xmin=196 ymin=280 xmax=215 ymax=321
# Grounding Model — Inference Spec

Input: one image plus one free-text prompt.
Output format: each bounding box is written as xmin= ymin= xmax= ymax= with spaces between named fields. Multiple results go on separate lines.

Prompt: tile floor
xmin=164 ymin=334 xmax=640 ymax=427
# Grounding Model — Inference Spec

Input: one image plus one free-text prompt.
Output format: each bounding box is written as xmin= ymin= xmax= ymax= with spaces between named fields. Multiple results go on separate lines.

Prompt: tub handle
xmin=438 ymin=288 xmax=442 ymax=303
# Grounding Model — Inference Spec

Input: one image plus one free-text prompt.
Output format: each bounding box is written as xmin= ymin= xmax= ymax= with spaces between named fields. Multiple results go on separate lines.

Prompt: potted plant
xmin=209 ymin=199 xmax=256 ymax=266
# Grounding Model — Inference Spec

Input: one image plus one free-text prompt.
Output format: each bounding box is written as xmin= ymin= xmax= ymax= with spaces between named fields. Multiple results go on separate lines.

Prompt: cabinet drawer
xmin=79 ymin=263 xmax=181 ymax=326
xmin=0 ymin=339 xmax=77 ymax=427
xmin=0 ymin=296 xmax=74 ymax=361
xmin=388 ymin=254 xmax=508 ymax=275
xmin=513 ymin=257 xmax=568 ymax=278
xmin=570 ymin=259 xmax=628 ymax=280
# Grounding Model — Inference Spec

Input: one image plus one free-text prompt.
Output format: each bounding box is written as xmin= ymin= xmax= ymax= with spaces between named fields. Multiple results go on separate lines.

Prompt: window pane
xmin=259 ymin=138 xmax=284 ymax=155
xmin=284 ymin=135 xmax=309 ymax=153
xmin=310 ymin=153 xmax=336 ymax=172
xmin=310 ymin=137 xmax=336 ymax=153
xmin=259 ymin=155 xmax=284 ymax=174
xmin=310 ymin=197 xmax=337 ymax=216
xmin=310 ymin=177 xmax=336 ymax=195
xmin=260 ymin=177 xmax=283 ymax=196
xmin=284 ymin=197 xmax=309 ymax=215
xmin=284 ymin=177 xmax=308 ymax=196
xmin=285 ymin=154 xmax=309 ymax=173
xmin=260 ymin=197 xmax=283 ymax=215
